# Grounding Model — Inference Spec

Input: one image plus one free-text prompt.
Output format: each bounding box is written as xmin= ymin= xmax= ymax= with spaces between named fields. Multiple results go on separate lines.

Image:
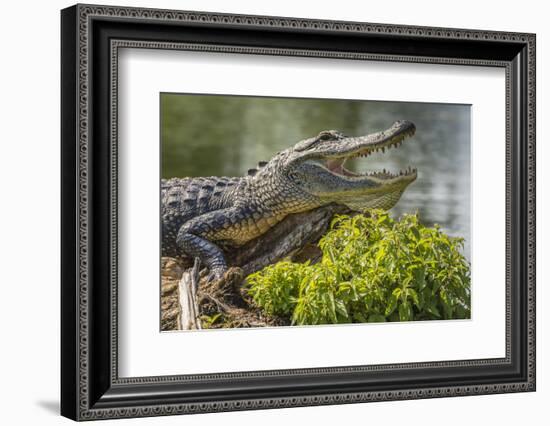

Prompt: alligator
xmin=162 ymin=120 xmax=417 ymax=281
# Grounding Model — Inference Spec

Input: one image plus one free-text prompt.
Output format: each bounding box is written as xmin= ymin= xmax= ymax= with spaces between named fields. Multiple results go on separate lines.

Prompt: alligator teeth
xmin=339 ymin=126 xmax=416 ymax=179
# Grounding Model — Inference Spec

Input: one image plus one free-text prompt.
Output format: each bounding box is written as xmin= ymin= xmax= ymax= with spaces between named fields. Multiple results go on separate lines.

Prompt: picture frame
xmin=60 ymin=3 xmax=536 ymax=421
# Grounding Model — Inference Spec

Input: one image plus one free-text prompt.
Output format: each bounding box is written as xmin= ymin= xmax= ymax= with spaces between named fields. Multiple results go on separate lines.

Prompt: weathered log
xmin=178 ymin=258 xmax=202 ymax=330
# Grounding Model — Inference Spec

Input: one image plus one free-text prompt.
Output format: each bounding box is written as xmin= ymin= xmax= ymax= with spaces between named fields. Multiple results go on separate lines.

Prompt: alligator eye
xmin=288 ymin=171 xmax=301 ymax=183
xmin=318 ymin=133 xmax=333 ymax=141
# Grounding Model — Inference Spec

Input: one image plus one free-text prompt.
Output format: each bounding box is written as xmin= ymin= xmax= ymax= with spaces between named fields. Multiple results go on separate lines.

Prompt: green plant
xmin=200 ymin=313 xmax=223 ymax=329
xmin=245 ymin=211 xmax=470 ymax=325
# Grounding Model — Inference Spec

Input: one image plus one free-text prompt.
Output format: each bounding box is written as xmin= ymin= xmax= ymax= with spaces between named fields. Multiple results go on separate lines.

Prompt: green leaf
xmin=353 ymin=312 xmax=368 ymax=322
xmin=375 ymin=247 xmax=386 ymax=263
xmin=413 ymin=266 xmax=426 ymax=290
xmin=335 ymin=299 xmax=348 ymax=319
xmin=408 ymin=289 xmax=420 ymax=308
xmin=426 ymin=303 xmax=441 ymax=318
xmin=385 ymin=293 xmax=399 ymax=316
xmin=368 ymin=314 xmax=386 ymax=323
xmin=392 ymin=288 xmax=402 ymax=297
xmin=398 ymin=303 xmax=413 ymax=321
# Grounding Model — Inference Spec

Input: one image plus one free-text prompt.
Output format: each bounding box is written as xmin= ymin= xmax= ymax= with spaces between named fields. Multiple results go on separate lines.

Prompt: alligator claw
xmin=206 ymin=268 xmax=226 ymax=284
xmin=204 ymin=267 xmax=244 ymax=289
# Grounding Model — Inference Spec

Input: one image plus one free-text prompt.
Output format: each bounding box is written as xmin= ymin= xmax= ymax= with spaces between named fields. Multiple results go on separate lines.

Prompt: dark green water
xmin=161 ymin=94 xmax=471 ymax=260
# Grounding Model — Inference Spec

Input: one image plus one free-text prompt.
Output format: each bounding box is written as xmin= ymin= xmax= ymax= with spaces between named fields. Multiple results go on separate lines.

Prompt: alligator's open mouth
xmin=309 ymin=121 xmax=417 ymax=183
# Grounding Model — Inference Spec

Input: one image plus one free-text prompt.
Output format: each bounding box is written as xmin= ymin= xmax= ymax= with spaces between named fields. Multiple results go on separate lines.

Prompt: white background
xmin=0 ymin=0 xmax=547 ymax=425
xmin=119 ymin=50 xmax=505 ymax=377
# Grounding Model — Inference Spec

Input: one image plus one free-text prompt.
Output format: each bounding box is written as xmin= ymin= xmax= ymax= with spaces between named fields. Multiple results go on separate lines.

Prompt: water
xmin=161 ymin=94 xmax=471 ymax=260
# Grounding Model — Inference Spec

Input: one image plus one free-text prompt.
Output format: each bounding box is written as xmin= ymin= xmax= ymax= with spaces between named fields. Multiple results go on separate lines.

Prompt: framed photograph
xmin=61 ymin=4 xmax=536 ymax=421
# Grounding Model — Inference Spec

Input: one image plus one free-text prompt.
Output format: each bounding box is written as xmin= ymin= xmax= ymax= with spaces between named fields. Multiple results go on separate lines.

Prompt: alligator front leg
xmin=175 ymin=207 xmax=246 ymax=281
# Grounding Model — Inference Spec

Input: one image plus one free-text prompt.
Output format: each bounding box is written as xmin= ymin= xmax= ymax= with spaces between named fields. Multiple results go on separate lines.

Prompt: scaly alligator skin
xmin=162 ymin=120 xmax=417 ymax=280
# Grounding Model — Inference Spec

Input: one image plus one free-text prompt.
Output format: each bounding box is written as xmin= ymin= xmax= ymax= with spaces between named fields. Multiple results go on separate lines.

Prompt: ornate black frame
xmin=61 ymin=3 xmax=536 ymax=421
